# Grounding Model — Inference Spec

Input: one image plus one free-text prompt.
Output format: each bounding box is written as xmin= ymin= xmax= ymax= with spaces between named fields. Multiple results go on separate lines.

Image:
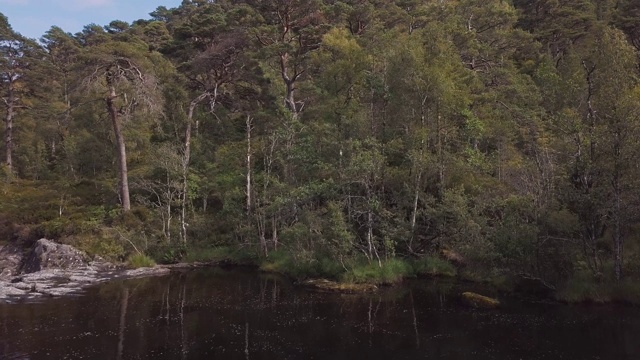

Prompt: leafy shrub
xmin=147 ymin=244 xmax=186 ymax=264
xmin=183 ymin=246 xmax=257 ymax=264
xmin=413 ymin=256 xmax=457 ymax=277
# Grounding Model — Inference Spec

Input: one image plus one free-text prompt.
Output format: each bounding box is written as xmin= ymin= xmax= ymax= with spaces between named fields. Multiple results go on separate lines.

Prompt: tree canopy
xmin=1 ymin=0 xmax=640 ymax=293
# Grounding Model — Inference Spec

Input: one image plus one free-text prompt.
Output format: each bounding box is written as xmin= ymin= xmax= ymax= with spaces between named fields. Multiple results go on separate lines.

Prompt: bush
xmin=556 ymin=271 xmax=610 ymax=303
xmin=259 ymin=250 xmax=344 ymax=280
xmin=127 ymin=253 xmax=156 ymax=268
xmin=147 ymin=243 xmax=187 ymax=264
xmin=70 ymin=233 xmax=127 ymax=262
xmin=183 ymin=246 xmax=256 ymax=264
xmin=413 ymin=256 xmax=457 ymax=277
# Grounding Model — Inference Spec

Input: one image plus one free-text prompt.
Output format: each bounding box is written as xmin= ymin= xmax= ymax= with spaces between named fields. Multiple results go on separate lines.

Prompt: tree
xmin=249 ymin=0 xmax=328 ymax=118
xmin=0 ymin=13 xmax=43 ymax=174
xmin=81 ymin=38 xmax=162 ymax=211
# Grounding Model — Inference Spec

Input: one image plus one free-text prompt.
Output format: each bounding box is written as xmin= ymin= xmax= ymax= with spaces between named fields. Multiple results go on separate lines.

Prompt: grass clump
xmin=127 ymin=253 xmax=156 ymax=268
xmin=259 ymin=251 xmax=343 ymax=280
xmin=413 ymin=256 xmax=457 ymax=277
xmin=556 ymin=272 xmax=611 ymax=303
xmin=611 ymin=279 xmax=640 ymax=304
xmin=342 ymin=258 xmax=414 ymax=285
xmin=557 ymin=271 xmax=640 ymax=304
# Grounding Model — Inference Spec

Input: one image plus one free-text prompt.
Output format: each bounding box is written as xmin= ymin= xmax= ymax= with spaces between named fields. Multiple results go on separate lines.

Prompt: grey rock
xmin=21 ymin=239 xmax=90 ymax=274
xmin=0 ymin=243 xmax=24 ymax=281
xmin=0 ymin=239 xmax=175 ymax=303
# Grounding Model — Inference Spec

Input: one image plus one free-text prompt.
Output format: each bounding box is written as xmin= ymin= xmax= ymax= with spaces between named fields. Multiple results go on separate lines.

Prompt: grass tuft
xmin=342 ymin=258 xmax=414 ymax=285
xmin=127 ymin=253 xmax=156 ymax=268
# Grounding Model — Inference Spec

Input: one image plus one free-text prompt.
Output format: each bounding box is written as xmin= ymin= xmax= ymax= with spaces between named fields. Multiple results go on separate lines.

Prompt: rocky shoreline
xmin=0 ymin=239 xmax=170 ymax=303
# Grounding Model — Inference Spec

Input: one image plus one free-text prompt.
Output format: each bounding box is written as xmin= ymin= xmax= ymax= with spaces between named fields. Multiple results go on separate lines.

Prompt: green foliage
xmin=146 ymin=244 xmax=186 ymax=264
xmin=413 ymin=256 xmax=457 ymax=277
xmin=2 ymin=0 xmax=640 ymax=294
xmin=73 ymin=233 xmax=127 ymax=262
xmin=556 ymin=271 xmax=611 ymax=303
xmin=342 ymin=259 xmax=414 ymax=285
xmin=127 ymin=253 xmax=156 ymax=268
xmin=182 ymin=246 xmax=257 ymax=264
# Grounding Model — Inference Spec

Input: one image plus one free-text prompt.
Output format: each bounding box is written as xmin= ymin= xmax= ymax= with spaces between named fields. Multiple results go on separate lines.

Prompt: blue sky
xmin=1 ymin=0 xmax=183 ymax=40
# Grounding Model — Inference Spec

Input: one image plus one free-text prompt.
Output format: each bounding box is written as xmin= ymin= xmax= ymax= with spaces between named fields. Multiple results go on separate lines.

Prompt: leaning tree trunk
xmin=106 ymin=80 xmax=131 ymax=211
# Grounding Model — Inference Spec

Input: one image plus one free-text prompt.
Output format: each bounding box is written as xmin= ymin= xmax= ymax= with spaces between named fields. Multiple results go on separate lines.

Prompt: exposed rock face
xmin=461 ymin=291 xmax=500 ymax=309
xmin=21 ymin=238 xmax=90 ymax=274
xmin=0 ymin=243 xmax=23 ymax=281
xmin=0 ymin=239 xmax=171 ymax=303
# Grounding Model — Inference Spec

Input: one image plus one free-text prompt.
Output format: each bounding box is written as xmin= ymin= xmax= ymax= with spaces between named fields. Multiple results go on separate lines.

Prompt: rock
xmin=21 ymin=239 xmax=90 ymax=274
xmin=0 ymin=243 xmax=24 ymax=281
xmin=299 ymin=279 xmax=378 ymax=293
xmin=513 ymin=274 xmax=556 ymax=298
xmin=461 ymin=292 xmax=500 ymax=309
xmin=0 ymin=239 xmax=175 ymax=303
xmin=124 ymin=267 xmax=171 ymax=278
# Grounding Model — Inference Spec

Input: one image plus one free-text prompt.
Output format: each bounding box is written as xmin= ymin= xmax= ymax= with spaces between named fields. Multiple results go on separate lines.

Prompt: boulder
xmin=0 ymin=243 xmax=24 ymax=281
xmin=461 ymin=292 xmax=500 ymax=309
xmin=21 ymin=239 xmax=90 ymax=274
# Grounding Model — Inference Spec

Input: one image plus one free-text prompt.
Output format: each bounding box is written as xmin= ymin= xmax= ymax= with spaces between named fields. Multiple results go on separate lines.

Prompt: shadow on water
xmin=1 ymin=267 xmax=640 ymax=359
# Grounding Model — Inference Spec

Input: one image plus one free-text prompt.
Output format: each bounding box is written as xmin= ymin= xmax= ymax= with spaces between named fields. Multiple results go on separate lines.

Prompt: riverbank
xmin=0 ymin=239 xmax=172 ymax=303
xmin=177 ymin=246 xmax=640 ymax=305
xmin=3 ymin=239 xmax=639 ymax=305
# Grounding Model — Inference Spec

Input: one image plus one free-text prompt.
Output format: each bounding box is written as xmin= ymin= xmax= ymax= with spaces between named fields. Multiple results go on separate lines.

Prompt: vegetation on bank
xmin=2 ymin=1 xmax=640 ymax=305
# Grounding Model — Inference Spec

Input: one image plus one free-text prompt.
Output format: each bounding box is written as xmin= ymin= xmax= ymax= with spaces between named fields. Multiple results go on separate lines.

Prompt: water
xmin=1 ymin=267 xmax=639 ymax=359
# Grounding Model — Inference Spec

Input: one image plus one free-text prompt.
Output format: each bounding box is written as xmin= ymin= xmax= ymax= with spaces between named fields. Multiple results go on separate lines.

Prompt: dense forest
xmin=2 ymin=0 xmax=640 ymax=299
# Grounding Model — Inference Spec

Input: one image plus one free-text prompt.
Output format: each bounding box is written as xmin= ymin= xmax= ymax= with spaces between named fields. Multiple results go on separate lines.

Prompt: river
xmin=1 ymin=267 xmax=639 ymax=359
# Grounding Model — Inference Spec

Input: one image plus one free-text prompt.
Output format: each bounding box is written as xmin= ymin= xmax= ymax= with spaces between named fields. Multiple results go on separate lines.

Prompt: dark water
xmin=1 ymin=268 xmax=639 ymax=360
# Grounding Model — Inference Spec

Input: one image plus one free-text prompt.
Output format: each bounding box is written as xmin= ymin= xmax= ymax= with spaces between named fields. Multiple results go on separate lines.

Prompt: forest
xmin=2 ymin=0 xmax=640 ymax=302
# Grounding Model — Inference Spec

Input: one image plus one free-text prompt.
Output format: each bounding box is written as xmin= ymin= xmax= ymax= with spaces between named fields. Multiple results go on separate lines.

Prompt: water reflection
xmin=1 ymin=268 xmax=640 ymax=359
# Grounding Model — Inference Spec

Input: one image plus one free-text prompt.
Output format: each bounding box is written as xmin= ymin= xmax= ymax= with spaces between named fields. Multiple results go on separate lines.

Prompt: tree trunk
xmin=4 ymin=98 xmax=13 ymax=172
xmin=614 ymin=192 xmax=623 ymax=281
xmin=246 ymin=115 xmax=252 ymax=217
xmin=613 ymin=135 xmax=624 ymax=281
xmin=280 ymin=53 xmax=301 ymax=118
xmin=106 ymin=81 xmax=131 ymax=211
xmin=182 ymin=91 xmax=215 ymax=243
xmin=181 ymin=99 xmax=196 ymax=244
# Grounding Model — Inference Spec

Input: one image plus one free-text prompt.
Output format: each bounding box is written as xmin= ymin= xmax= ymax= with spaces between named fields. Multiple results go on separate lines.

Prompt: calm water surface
xmin=1 ymin=267 xmax=639 ymax=359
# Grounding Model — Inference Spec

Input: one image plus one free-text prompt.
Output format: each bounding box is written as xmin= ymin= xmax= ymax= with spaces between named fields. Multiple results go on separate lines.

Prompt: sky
xmin=0 ymin=0 xmax=183 ymax=40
